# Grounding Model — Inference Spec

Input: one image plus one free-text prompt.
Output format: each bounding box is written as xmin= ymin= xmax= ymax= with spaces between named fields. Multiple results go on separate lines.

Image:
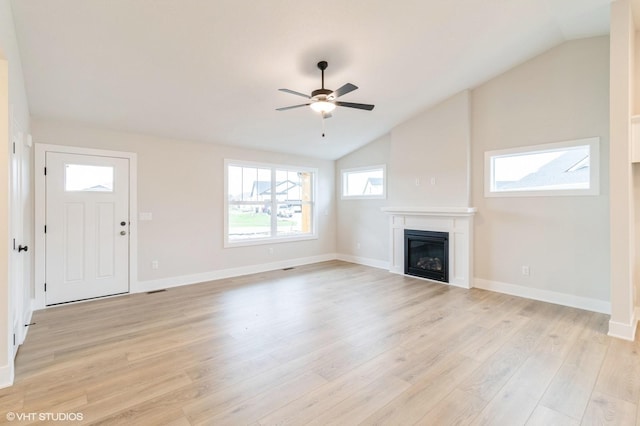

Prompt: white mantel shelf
xmin=382 ymin=206 xmax=477 ymax=217
xmin=382 ymin=206 xmax=476 ymax=289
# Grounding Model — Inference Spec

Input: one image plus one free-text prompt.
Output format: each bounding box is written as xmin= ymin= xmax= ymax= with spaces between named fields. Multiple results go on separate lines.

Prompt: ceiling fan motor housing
xmin=312 ymin=88 xmax=332 ymax=99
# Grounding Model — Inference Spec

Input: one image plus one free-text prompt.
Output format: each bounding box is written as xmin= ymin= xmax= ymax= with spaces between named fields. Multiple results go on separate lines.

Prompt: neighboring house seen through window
xmin=484 ymin=137 xmax=600 ymax=197
xmin=342 ymin=165 xmax=386 ymax=199
xmin=225 ymin=160 xmax=316 ymax=246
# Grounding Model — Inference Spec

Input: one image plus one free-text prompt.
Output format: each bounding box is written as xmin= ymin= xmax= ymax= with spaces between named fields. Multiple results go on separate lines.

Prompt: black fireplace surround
xmin=404 ymin=229 xmax=449 ymax=283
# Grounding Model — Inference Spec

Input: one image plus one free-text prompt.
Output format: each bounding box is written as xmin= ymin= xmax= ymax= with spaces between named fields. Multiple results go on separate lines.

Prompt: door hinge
xmin=44 ymin=225 xmax=47 ymax=234
xmin=44 ymin=167 xmax=47 ymax=176
xmin=12 ymin=238 xmax=15 ymax=250
xmin=44 ymin=283 xmax=47 ymax=292
xmin=13 ymin=333 xmax=15 ymax=346
xmin=12 ymin=142 xmax=15 ymax=154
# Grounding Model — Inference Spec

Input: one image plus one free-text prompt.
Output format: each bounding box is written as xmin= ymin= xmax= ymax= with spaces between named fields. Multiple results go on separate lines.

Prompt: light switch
xmin=139 ymin=212 xmax=153 ymax=221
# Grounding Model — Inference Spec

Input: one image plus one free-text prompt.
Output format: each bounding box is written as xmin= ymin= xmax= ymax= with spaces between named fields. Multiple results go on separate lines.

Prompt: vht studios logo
xmin=6 ymin=411 xmax=84 ymax=422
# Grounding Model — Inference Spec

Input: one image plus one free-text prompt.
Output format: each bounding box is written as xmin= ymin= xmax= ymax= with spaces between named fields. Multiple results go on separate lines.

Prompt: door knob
xmin=18 ymin=245 xmax=28 ymax=252
xmin=120 ymin=231 xmax=127 ymax=236
xmin=120 ymin=221 xmax=126 ymax=226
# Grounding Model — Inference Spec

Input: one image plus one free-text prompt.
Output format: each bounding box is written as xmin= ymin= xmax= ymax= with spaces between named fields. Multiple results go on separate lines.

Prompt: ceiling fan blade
xmin=335 ymin=101 xmax=375 ymax=111
xmin=279 ymin=88 xmax=311 ymax=99
xmin=328 ymin=83 xmax=358 ymax=100
xmin=276 ymin=103 xmax=310 ymax=111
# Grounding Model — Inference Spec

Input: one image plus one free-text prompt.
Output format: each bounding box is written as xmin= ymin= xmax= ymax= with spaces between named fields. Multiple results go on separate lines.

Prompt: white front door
xmin=45 ymin=152 xmax=130 ymax=305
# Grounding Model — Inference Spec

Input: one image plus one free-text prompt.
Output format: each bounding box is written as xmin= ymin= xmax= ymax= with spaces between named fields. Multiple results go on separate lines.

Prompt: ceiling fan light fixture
xmin=310 ymin=100 xmax=336 ymax=114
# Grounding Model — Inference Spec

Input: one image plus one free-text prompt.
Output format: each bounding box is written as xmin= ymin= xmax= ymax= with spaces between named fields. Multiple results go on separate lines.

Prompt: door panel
xmin=96 ymin=202 xmax=115 ymax=278
xmin=64 ymin=203 xmax=85 ymax=282
xmin=46 ymin=152 xmax=130 ymax=305
xmin=10 ymin=129 xmax=25 ymax=355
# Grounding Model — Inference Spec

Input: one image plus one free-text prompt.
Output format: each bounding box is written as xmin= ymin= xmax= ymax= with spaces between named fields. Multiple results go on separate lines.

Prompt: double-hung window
xmin=225 ymin=160 xmax=317 ymax=246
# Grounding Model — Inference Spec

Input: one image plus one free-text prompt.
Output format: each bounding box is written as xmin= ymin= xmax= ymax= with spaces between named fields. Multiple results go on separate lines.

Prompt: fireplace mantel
xmin=381 ymin=206 xmax=477 ymax=216
xmin=382 ymin=206 xmax=476 ymax=289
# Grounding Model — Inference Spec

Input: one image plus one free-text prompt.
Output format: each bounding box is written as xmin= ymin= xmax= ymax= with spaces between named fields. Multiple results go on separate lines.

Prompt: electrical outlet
xmin=269 ymin=247 xmax=274 ymax=255
xmin=522 ymin=265 xmax=530 ymax=276
xmin=415 ymin=178 xmax=420 ymax=186
xmin=151 ymin=260 xmax=159 ymax=270
xmin=430 ymin=177 xmax=437 ymax=185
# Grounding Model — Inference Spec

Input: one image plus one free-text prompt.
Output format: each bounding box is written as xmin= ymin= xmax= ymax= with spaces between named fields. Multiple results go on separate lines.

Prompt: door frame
xmin=34 ymin=144 xmax=138 ymax=309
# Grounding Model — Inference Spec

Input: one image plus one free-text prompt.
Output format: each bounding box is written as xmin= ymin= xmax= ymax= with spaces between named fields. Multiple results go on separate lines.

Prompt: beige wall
xmin=336 ymin=36 xmax=610 ymax=308
xmin=335 ymin=134 xmax=390 ymax=262
xmin=472 ymin=36 xmax=610 ymax=303
xmin=389 ymin=91 xmax=471 ymax=207
xmin=31 ymin=119 xmax=336 ymax=284
xmin=335 ymin=91 xmax=472 ymax=263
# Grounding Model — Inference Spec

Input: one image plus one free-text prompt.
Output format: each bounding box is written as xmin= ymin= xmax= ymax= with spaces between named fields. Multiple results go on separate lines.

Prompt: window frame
xmin=341 ymin=164 xmax=387 ymax=200
xmin=484 ymin=137 xmax=600 ymax=198
xmin=224 ymin=159 xmax=318 ymax=248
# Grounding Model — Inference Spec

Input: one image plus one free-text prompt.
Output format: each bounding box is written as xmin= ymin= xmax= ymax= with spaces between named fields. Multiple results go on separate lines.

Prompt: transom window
xmin=484 ymin=137 xmax=600 ymax=197
xmin=341 ymin=165 xmax=386 ymax=199
xmin=65 ymin=164 xmax=114 ymax=192
xmin=225 ymin=160 xmax=316 ymax=246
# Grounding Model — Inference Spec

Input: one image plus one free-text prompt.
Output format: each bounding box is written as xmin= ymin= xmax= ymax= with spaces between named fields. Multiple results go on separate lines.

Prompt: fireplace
xmin=404 ymin=229 xmax=449 ymax=283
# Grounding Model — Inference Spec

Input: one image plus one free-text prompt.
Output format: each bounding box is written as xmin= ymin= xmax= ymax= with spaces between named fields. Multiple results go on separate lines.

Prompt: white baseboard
xmin=0 ymin=363 xmax=14 ymax=389
xmin=474 ymin=278 xmax=611 ymax=314
xmin=608 ymin=317 xmax=638 ymax=341
xmin=133 ymin=253 xmax=338 ymax=293
xmin=335 ymin=253 xmax=389 ymax=270
xmin=607 ymin=306 xmax=639 ymax=341
xmin=20 ymin=304 xmax=34 ymax=345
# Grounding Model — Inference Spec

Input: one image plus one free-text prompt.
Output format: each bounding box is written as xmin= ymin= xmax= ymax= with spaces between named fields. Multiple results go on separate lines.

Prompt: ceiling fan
xmin=276 ymin=61 xmax=375 ymax=119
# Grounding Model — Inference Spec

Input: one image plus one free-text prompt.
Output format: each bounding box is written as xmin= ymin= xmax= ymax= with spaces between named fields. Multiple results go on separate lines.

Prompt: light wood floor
xmin=2 ymin=261 xmax=639 ymax=425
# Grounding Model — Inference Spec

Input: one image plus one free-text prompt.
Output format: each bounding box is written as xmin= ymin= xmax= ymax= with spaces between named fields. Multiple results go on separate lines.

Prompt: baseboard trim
xmin=608 ymin=306 xmax=638 ymax=341
xmin=133 ymin=253 xmax=339 ymax=293
xmin=474 ymin=278 xmax=610 ymax=314
xmin=335 ymin=254 xmax=389 ymax=270
xmin=0 ymin=363 xmax=14 ymax=389
xmin=20 ymin=304 xmax=34 ymax=346
xmin=608 ymin=317 xmax=638 ymax=341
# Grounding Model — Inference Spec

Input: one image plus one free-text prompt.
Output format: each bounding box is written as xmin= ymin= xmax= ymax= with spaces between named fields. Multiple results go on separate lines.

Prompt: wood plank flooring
xmin=1 ymin=260 xmax=639 ymax=425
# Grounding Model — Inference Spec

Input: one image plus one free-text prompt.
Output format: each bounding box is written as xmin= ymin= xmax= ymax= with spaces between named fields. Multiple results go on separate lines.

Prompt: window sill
xmin=224 ymin=234 xmax=318 ymax=248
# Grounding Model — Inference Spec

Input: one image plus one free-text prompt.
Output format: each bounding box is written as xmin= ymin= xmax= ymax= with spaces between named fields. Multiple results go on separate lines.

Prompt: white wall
xmin=472 ymin=36 xmax=610 ymax=306
xmin=31 ymin=118 xmax=336 ymax=287
xmin=0 ymin=0 xmax=31 ymax=387
xmin=609 ymin=0 xmax=637 ymax=339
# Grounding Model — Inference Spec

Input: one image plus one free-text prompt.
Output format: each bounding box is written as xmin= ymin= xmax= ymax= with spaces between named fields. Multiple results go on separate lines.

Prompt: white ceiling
xmin=10 ymin=0 xmax=610 ymax=160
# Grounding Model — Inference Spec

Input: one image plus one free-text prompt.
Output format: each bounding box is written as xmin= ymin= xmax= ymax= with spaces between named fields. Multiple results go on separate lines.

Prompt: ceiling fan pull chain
xmin=321 ymin=113 xmax=326 ymax=137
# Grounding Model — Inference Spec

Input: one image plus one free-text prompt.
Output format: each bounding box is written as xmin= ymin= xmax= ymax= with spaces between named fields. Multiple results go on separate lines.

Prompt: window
xmin=65 ymin=164 xmax=114 ymax=192
xmin=225 ymin=160 xmax=316 ymax=246
xmin=342 ymin=165 xmax=386 ymax=199
xmin=484 ymin=137 xmax=600 ymax=197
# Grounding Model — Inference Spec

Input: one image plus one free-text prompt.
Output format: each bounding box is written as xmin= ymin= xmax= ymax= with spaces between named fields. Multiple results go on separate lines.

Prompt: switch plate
xmin=139 ymin=212 xmax=153 ymax=221
xmin=522 ymin=266 xmax=530 ymax=276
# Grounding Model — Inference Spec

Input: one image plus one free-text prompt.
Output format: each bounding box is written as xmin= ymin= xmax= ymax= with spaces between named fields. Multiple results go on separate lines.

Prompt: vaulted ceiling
xmin=11 ymin=0 xmax=610 ymax=159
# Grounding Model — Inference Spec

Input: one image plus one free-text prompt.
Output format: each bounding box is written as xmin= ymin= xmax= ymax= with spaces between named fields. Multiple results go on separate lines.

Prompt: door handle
xmin=120 ymin=231 xmax=127 ymax=236
xmin=18 ymin=245 xmax=28 ymax=252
